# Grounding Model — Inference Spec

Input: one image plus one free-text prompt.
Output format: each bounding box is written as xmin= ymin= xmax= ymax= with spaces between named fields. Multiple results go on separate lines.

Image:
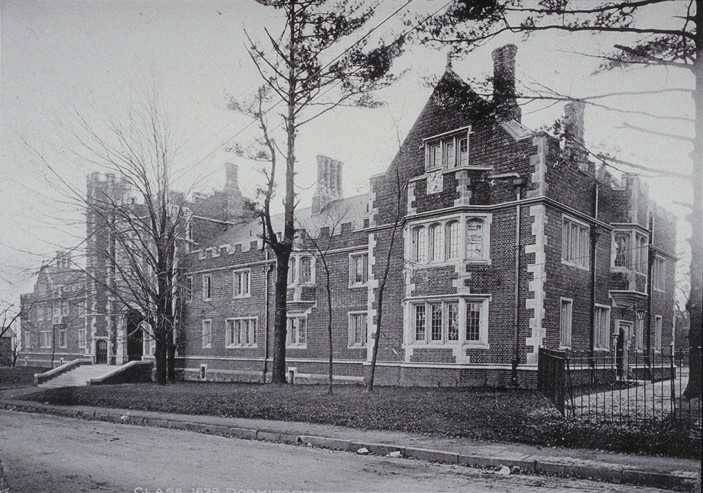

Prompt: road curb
xmin=1 ymin=399 xmax=698 ymax=491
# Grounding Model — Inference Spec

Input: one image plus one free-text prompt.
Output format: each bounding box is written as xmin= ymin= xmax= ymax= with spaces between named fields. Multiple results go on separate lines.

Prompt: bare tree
xmin=366 ymin=166 xmax=406 ymax=393
xmin=238 ymin=0 xmax=404 ymax=383
xmin=300 ymin=207 xmax=351 ymax=394
xmin=418 ymin=0 xmax=702 ymax=398
xmin=29 ymin=99 xmax=189 ymax=385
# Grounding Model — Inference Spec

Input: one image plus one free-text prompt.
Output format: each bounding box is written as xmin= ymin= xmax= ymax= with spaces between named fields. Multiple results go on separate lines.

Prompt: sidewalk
xmin=0 ymin=394 xmax=699 ymax=491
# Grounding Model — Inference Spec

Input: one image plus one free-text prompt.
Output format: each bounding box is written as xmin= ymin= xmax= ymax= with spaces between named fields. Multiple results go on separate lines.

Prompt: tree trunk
xmin=325 ymin=266 xmax=333 ymax=395
xmin=167 ymin=340 xmax=176 ymax=383
xmin=154 ymin=329 xmax=168 ymax=385
xmin=271 ymin=251 xmax=290 ymax=384
xmin=684 ymin=0 xmax=703 ymax=399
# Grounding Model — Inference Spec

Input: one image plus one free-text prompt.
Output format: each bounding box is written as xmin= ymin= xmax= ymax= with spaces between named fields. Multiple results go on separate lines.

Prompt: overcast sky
xmin=0 ymin=0 xmax=693 ymax=307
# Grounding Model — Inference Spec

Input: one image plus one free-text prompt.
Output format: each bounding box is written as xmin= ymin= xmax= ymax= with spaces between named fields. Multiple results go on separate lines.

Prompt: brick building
xmin=178 ymin=45 xmax=676 ymax=387
xmin=19 ymin=168 xmax=242 ymax=368
xmin=20 ymin=44 xmax=677 ymax=387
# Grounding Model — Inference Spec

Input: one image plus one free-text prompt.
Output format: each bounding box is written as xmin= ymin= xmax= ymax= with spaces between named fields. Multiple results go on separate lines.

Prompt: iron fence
xmin=538 ymin=347 xmax=702 ymax=427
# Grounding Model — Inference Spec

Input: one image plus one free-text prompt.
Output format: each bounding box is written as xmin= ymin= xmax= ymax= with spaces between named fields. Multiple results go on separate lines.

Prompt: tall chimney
xmin=311 ymin=155 xmax=343 ymax=215
xmin=223 ymin=162 xmax=242 ymax=220
xmin=491 ymin=44 xmax=521 ymax=122
xmin=225 ymin=162 xmax=239 ymax=191
xmin=563 ymin=101 xmax=586 ymax=167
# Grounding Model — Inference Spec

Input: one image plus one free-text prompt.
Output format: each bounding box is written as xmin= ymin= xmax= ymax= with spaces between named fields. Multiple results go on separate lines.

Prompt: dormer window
xmin=424 ymin=127 xmax=470 ymax=171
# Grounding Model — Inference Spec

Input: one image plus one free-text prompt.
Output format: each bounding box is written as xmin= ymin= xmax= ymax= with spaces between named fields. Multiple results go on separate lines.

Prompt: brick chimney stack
xmin=223 ymin=162 xmax=243 ymax=220
xmin=311 ymin=155 xmax=343 ymax=215
xmin=225 ymin=162 xmax=239 ymax=191
xmin=491 ymin=44 xmax=521 ymax=122
xmin=563 ymin=101 xmax=586 ymax=166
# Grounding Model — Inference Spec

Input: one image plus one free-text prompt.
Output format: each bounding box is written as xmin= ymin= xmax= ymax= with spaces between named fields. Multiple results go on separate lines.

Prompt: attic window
xmin=424 ymin=127 xmax=470 ymax=171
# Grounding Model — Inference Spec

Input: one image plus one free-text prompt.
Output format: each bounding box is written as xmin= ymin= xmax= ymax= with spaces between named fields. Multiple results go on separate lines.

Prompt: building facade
xmin=20 ymin=44 xmax=677 ymax=387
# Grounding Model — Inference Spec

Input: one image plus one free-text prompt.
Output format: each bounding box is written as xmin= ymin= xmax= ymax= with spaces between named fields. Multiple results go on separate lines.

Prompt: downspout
xmin=645 ymin=214 xmax=655 ymax=377
xmin=511 ymin=179 xmax=526 ymax=386
xmin=590 ymin=181 xmax=599 ymax=360
xmin=262 ymin=249 xmax=273 ymax=382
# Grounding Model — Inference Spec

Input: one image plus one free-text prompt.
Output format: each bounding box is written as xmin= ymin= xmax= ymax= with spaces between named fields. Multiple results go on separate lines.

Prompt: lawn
xmin=0 ymin=367 xmax=47 ymax=389
xmin=22 ymin=383 xmax=553 ymax=441
xmin=19 ymin=382 xmax=701 ymax=458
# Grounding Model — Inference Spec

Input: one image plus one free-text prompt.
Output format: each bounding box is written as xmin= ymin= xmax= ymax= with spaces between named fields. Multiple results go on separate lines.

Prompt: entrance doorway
xmin=126 ymin=310 xmax=145 ymax=361
xmin=95 ymin=340 xmax=108 ymax=364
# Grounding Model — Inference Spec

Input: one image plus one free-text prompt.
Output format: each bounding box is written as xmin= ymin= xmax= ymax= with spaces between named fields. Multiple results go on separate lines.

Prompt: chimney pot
xmin=312 ymin=155 xmax=344 ymax=215
xmin=563 ymin=101 xmax=586 ymax=167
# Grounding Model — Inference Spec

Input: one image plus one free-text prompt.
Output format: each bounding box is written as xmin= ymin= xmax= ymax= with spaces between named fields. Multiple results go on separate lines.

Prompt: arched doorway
xmin=126 ymin=309 xmax=145 ymax=361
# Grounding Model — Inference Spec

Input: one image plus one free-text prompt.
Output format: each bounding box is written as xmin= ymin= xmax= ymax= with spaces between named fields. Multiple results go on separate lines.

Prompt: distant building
xmin=20 ymin=45 xmax=677 ymax=387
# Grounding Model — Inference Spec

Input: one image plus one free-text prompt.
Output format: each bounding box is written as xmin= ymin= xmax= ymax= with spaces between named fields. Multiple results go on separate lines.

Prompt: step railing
xmin=34 ymin=359 xmax=93 ymax=385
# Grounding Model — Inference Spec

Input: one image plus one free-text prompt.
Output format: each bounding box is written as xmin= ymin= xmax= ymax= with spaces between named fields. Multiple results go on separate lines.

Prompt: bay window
xmin=407 ymin=214 xmax=490 ymax=265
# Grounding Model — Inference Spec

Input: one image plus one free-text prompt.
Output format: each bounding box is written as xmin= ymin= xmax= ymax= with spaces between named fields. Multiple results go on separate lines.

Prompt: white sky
xmin=0 ymin=0 xmax=693 ymax=306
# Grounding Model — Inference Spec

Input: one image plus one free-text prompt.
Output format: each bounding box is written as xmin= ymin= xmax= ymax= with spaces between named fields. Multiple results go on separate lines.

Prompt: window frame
xmin=406 ymin=213 xmax=491 ymax=267
xmin=202 ymin=274 xmax=212 ymax=301
xmin=561 ymin=215 xmax=591 ymax=271
xmin=424 ymin=126 xmax=470 ymax=171
xmin=347 ymin=311 xmax=368 ymax=348
xmin=78 ymin=328 xmax=86 ymax=349
xmin=57 ymin=326 xmax=67 ymax=348
xmin=559 ymin=297 xmax=573 ymax=350
xmin=634 ymin=232 xmax=649 ymax=274
xmin=409 ymin=297 xmax=489 ymax=347
xmin=594 ymin=304 xmax=611 ymax=351
xmin=201 ymin=319 xmax=212 ymax=349
xmin=286 ymin=315 xmax=307 ymax=348
xmin=232 ymin=268 xmax=251 ymax=299
xmin=225 ymin=317 xmax=258 ymax=348
xmin=348 ymin=251 xmax=369 ymax=288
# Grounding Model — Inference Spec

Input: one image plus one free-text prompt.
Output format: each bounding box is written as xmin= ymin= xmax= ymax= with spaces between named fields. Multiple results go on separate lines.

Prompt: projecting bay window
xmin=613 ymin=231 xmax=630 ymax=268
xmin=409 ymin=298 xmax=488 ymax=347
xmin=424 ymin=127 xmax=470 ymax=171
xmin=634 ymin=233 xmax=648 ymax=274
xmin=407 ymin=214 xmax=490 ymax=266
xmin=288 ymin=254 xmax=314 ymax=286
xmin=465 ymin=218 xmax=486 ymax=262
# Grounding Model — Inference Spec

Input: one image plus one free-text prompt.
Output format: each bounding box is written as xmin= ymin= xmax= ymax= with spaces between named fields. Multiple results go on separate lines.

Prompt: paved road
xmin=0 ymin=411 xmax=671 ymax=493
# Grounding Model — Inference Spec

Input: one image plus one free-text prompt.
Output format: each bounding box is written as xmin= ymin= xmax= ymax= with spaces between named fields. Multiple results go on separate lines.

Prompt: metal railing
xmin=538 ymin=347 xmax=701 ymax=426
